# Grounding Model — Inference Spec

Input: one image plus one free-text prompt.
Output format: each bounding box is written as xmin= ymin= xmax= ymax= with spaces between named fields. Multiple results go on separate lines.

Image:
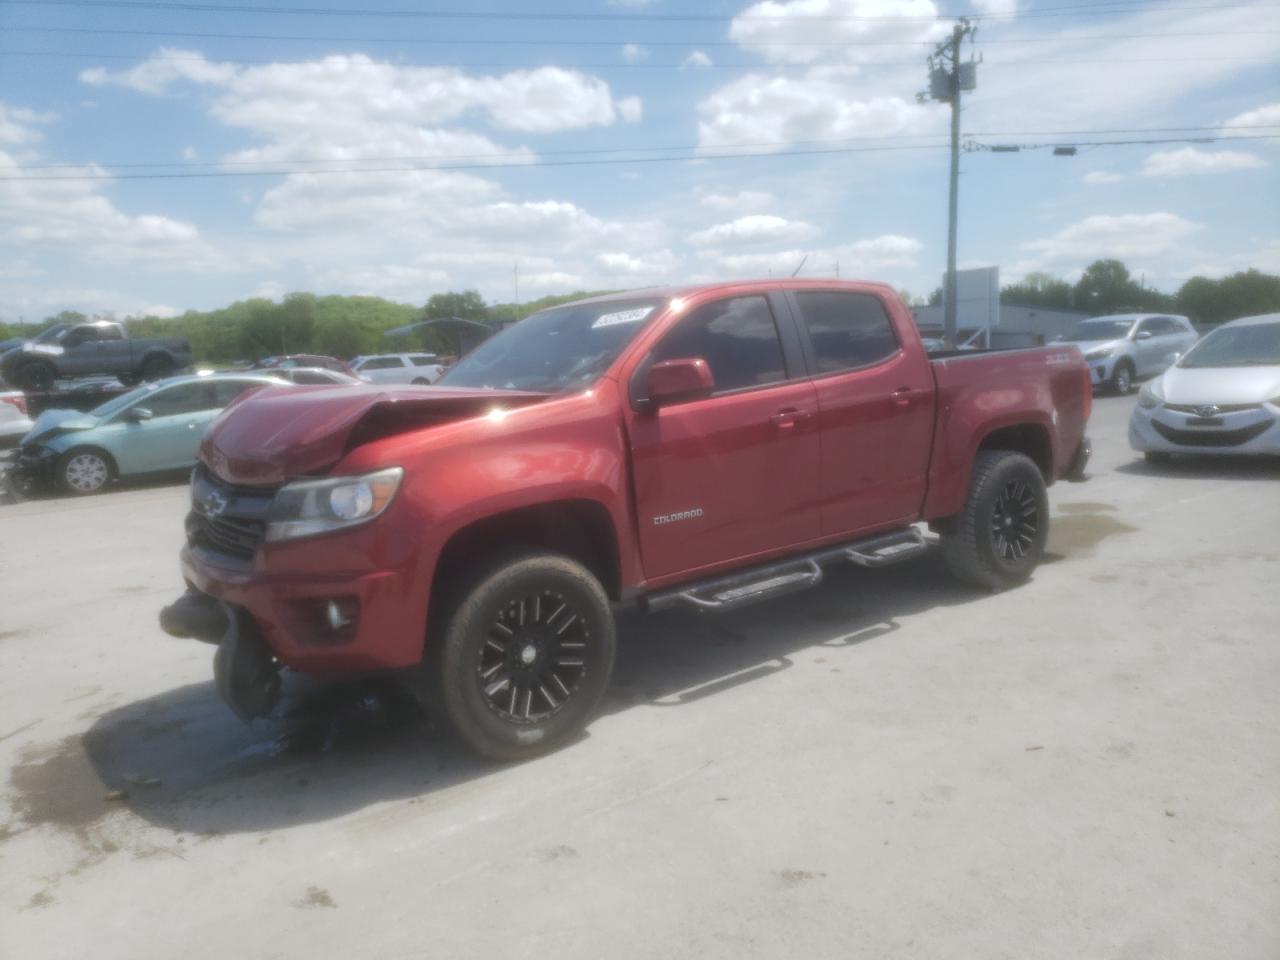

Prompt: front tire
xmin=433 ymin=552 xmax=616 ymax=761
xmin=57 ymin=447 xmax=115 ymax=495
xmin=1108 ymin=360 xmax=1134 ymax=396
xmin=942 ymin=450 xmax=1049 ymax=590
xmin=17 ymin=361 xmax=55 ymax=392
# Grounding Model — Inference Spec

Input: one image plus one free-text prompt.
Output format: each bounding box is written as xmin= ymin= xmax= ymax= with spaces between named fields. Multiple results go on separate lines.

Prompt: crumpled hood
xmin=1157 ymin=364 xmax=1280 ymax=405
xmin=201 ymin=383 xmax=550 ymax=486
xmin=23 ymin=407 xmax=99 ymax=445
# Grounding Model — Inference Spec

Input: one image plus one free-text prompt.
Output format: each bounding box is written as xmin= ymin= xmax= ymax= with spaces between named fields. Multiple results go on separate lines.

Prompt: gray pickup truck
xmin=0 ymin=321 xmax=192 ymax=392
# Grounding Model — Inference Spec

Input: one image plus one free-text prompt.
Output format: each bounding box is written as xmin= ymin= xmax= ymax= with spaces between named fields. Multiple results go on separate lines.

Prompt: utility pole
xmin=513 ymin=263 xmax=520 ymax=305
xmin=920 ymin=19 xmax=978 ymax=349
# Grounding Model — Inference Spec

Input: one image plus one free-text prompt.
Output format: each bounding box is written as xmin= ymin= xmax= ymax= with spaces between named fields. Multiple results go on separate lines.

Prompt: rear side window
xmin=212 ymin=379 xmax=265 ymax=406
xmin=288 ymin=370 xmax=338 ymax=385
xmin=145 ymin=383 xmax=211 ymax=416
xmin=409 ymin=355 xmax=439 ymax=367
xmin=795 ymin=292 xmax=899 ymax=373
xmin=652 ymin=296 xmax=786 ymax=393
xmin=359 ymin=357 xmax=404 ymax=370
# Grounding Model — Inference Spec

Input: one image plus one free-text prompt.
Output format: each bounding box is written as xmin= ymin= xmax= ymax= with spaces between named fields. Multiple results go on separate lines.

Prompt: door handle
xmin=770 ymin=408 xmax=811 ymax=429
xmin=892 ymin=387 xmax=916 ymax=407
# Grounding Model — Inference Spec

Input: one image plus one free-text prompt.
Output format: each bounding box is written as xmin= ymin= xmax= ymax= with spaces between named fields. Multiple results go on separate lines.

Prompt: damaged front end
xmin=160 ymin=591 xmax=281 ymax=721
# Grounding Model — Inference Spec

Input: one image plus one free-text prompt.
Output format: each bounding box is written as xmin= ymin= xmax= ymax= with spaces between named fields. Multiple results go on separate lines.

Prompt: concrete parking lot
xmin=1 ymin=393 xmax=1277 ymax=959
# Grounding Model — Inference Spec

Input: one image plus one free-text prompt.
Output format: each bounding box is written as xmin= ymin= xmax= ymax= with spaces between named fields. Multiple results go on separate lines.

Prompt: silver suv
xmin=1060 ymin=314 xmax=1198 ymax=394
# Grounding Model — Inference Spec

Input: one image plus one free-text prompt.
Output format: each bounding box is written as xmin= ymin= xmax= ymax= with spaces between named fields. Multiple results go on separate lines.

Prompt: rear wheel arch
xmin=976 ymin=422 xmax=1053 ymax=480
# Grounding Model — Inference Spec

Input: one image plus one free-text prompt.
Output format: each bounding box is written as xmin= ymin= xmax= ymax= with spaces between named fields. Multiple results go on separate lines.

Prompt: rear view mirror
xmin=127 ymin=406 xmax=153 ymax=422
xmin=646 ymin=358 xmax=715 ymax=408
xmin=1135 ymin=330 xmax=1153 ymax=341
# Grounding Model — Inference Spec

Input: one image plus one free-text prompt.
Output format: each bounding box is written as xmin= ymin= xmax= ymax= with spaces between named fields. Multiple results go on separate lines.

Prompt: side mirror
xmin=1134 ymin=330 xmax=1153 ymax=341
xmin=645 ymin=358 xmax=715 ymax=408
xmin=127 ymin=406 xmax=153 ymax=422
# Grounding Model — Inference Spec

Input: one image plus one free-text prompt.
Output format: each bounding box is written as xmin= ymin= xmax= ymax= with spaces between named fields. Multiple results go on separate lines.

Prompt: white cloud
xmin=699 ymin=189 xmax=777 ymax=212
xmin=1024 ymin=213 xmax=1200 ymax=264
xmin=617 ymin=96 xmax=644 ymax=123
xmin=1141 ymin=147 xmax=1268 ymax=178
xmin=728 ymin=0 xmax=947 ymax=66
xmin=683 ymin=51 xmax=714 ymax=69
xmin=595 ymin=250 xmax=680 ymax=278
xmin=0 ymin=147 xmax=225 ymax=272
xmin=698 ymin=74 xmax=939 ymax=149
xmin=0 ymin=103 xmax=56 ymax=145
xmin=1082 ymin=171 xmax=1125 ymax=185
xmin=970 ymin=0 xmax=1017 ymax=15
xmin=83 ymin=51 xmax=633 ymax=134
xmin=621 ymin=44 xmax=649 ymax=64
xmin=699 ymin=234 xmax=921 ymax=276
xmin=688 ymin=214 xmax=817 ymax=246
xmin=1220 ymin=102 xmax=1280 ymax=131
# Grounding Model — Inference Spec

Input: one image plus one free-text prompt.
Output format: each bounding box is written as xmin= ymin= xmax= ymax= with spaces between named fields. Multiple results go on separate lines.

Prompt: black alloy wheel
xmin=433 ymin=552 xmax=615 ymax=761
xmin=476 ymin=590 xmax=589 ymax=724
xmin=990 ymin=477 xmax=1040 ymax=564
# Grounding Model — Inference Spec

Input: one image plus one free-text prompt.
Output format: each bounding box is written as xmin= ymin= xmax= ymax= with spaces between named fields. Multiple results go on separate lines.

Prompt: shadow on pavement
xmin=1115 ymin=454 xmax=1280 ymax=482
xmin=10 ymin=553 xmax=1083 ymax=839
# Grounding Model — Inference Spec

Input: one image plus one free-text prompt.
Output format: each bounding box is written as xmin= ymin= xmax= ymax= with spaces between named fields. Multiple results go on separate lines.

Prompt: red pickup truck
xmin=160 ymin=280 xmax=1091 ymax=759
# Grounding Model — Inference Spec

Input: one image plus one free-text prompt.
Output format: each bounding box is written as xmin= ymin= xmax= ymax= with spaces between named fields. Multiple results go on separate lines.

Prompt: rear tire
xmin=431 ymin=551 xmax=615 ymax=762
xmin=57 ymin=446 xmax=115 ymax=496
xmin=942 ymin=450 xmax=1049 ymax=590
xmin=139 ymin=354 xmax=173 ymax=382
xmin=1108 ymin=360 xmax=1134 ymax=396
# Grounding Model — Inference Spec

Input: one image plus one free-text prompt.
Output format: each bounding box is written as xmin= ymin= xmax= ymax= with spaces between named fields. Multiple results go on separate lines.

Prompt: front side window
xmin=650 ymin=296 xmax=787 ymax=393
xmin=795 ymin=291 xmax=899 ymax=373
xmin=211 ymin=379 xmax=267 ymax=406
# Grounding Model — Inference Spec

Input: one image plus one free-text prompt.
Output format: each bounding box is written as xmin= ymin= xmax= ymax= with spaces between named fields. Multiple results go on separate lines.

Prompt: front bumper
xmin=1129 ymin=403 xmax=1280 ymax=455
xmin=8 ymin=444 xmax=57 ymax=489
xmin=1087 ymin=355 xmax=1118 ymax=386
xmin=177 ymin=543 xmax=423 ymax=675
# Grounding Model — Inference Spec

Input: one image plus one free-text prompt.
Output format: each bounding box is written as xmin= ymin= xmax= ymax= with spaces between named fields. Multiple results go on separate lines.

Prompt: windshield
xmin=440 ymin=298 xmax=666 ymax=393
xmin=32 ymin=324 xmax=71 ymax=344
xmin=1179 ymin=322 xmax=1280 ymax=368
xmin=1063 ymin=319 xmax=1134 ymax=342
xmin=89 ymin=381 xmax=163 ymax=419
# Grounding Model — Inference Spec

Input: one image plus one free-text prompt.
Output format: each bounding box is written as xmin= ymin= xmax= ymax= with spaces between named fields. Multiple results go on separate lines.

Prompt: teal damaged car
xmin=13 ymin=373 xmax=290 ymax=495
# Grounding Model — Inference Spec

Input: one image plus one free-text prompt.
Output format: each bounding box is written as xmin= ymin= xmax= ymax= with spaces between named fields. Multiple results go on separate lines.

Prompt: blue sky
xmin=0 ymin=0 xmax=1277 ymax=320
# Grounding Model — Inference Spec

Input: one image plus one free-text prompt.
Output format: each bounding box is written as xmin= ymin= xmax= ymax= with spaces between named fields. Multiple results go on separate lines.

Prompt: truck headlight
xmin=1084 ymin=346 xmax=1113 ymax=361
xmin=1137 ymin=382 xmax=1163 ymax=409
xmin=265 ymin=467 xmax=403 ymax=542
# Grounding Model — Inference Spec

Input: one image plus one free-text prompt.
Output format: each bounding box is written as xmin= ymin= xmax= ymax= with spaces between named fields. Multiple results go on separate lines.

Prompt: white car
xmin=350 ymin=353 xmax=445 ymax=385
xmin=1 ymin=389 xmax=34 ymax=448
xmin=1129 ymin=313 xmax=1280 ymax=460
xmin=1060 ymin=314 xmax=1199 ymax=395
xmin=266 ymin=367 xmax=362 ymax=386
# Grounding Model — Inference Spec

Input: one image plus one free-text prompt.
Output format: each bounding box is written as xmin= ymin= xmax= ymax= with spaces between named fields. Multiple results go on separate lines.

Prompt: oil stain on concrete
xmin=1048 ymin=502 xmax=1138 ymax=561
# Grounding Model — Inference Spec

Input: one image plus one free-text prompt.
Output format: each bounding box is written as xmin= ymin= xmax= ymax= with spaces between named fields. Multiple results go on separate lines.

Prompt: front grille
xmin=187 ymin=464 xmax=277 ymax=563
xmin=1164 ymin=403 xmax=1260 ymax=415
xmin=188 ymin=512 xmax=266 ymax=560
xmin=1151 ymin=420 xmax=1271 ymax=447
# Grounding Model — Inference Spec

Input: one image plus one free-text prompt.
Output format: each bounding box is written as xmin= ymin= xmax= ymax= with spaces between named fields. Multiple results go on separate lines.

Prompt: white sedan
xmin=350 ymin=353 xmax=445 ymax=385
xmin=1129 ymin=313 xmax=1280 ymax=460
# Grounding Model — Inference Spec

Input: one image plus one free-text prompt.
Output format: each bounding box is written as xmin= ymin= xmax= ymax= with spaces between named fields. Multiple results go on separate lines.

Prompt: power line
xmin=8 ymin=0 xmax=1280 ymax=22
xmin=4 ymin=135 xmax=1274 ymax=182
xmin=14 ymin=127 xmax=1276 ymax=172
xmin=3 ymin=47 xmax=1275 ymax=69
xmin=8 ymin=24 xmax=1278 ymax=48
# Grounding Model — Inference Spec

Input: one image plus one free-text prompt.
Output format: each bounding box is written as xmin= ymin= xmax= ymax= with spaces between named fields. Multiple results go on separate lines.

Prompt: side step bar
xmin=645 ymin=527 xmax=929 ymax=614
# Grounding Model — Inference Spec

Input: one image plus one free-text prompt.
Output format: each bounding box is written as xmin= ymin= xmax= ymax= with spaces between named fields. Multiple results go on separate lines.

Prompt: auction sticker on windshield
xmin=592 ymin=307 xmax=653 ymax=329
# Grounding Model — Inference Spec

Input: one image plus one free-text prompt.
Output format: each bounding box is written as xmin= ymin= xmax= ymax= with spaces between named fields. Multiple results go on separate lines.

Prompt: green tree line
xmin=927 ymin=260 xmax=1280 ymax=326
xmin=0 ymin=289 xmax=608 ymax=364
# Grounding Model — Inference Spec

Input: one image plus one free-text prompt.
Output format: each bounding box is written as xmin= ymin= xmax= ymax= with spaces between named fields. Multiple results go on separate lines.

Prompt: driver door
xmin=116 ymin=381 xmax=214 ymax=473
xmin=625 ymin=294 xmax=821 ymax=581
